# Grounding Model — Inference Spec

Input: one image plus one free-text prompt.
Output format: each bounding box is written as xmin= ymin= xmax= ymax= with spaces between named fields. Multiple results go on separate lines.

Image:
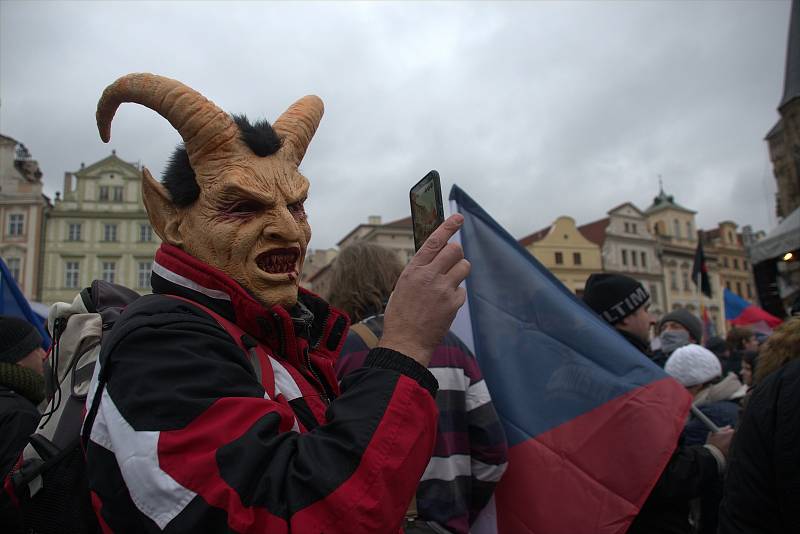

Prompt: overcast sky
xmin=0 ymin=1 xmax=792 ymax=250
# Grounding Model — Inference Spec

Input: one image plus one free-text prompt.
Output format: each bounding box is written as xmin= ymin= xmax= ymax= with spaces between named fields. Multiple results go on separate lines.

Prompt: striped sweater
xmin=336 ymin=315 xmax=508 ymax=534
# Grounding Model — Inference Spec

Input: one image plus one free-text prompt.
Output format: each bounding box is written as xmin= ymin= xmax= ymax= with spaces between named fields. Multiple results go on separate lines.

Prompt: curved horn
xmin=96 ymin=73 xmax=242 ymax=171
xmin=273 ymin=95 xmax=324 ymax=166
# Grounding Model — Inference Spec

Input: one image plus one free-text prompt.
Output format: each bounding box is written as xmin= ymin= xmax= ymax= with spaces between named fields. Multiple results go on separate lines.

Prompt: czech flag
xmin=449 ymin=186 xmax=691 ymax=534
xmin=724 ymin=288 xmax=782 ymax=330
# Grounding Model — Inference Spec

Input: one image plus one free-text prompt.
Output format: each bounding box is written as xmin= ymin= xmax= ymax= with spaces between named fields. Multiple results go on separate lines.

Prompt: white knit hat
xmin=665 ymin=344 xmax=722 ymax=387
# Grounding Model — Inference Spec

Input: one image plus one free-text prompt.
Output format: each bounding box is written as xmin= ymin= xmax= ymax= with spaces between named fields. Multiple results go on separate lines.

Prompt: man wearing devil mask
xmin=83 ymin=73 xmax=470 ymax=533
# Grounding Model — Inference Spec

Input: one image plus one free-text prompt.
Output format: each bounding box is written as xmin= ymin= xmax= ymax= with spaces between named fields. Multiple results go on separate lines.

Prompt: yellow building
xmin=41 ymin=152 xmax=161 ymax=304
xmin=644 ymin=188 xmax=725 ymax=334
xmin=519 ymin=216 xmax=602 ymax=296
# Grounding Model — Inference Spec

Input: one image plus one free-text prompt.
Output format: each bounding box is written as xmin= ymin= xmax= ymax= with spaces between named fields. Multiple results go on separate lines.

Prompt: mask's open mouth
xmin=256 ymin=247 xmax=301 ymax=275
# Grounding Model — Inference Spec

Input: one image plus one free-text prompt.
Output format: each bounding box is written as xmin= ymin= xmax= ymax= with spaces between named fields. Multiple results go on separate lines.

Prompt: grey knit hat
xmin=0 ymin=315 xmax=43 ymax=363
xmin=658 ymin=309 xmax=702 ymax=343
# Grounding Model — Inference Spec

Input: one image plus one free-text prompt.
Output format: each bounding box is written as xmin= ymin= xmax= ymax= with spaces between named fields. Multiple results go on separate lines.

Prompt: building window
xmin=138 ymin=261 xmax=152 ymax=289
xmin=744 ymin=260 xmax=749 ymax=270
xmin=99 ymin=186 xmax=110 ymax=201
xmin=725 ymin=281 xmax=731 ymax=291
xmin=101 ymin=261 xmax=116 ymax=284
xmin=65 ymin=261 xmax=80 ymax=289
xmin=673 ymin=219 xmax=681 ymax=239
xmin=67 ymin=223 xmax=82 ymax=241
xmin=736 ymin=281 xmax=742 ymax=295
xmin=632 ymin=251 xmax=638 ymax=267
xmin=723 ymin=257 xmax=729 ymax=268
xmin=139 ymin=224 xmax=153 ymax=242
xmin=103 ymin=224 xmax=118 ymax=242
xmin=728 ymin=231 xmax=734 ymax=243
xmin=7 ymin=214 xmax=24 ymax=236
xmin=686 ymin=221 xmax=693 ymax=240
xmin=641 ymin=252 xmax=647 ymax=268
xmin=6 ymin=258 xmax=21 ymax=282
xmin=682 ymin=270 xmax=690 ymax=291
xmin=733 ymin=258 xmax=739 ymax=270
xmin=622 ymin=249 xmax=628 ymax=266
xmin=554 ymin=252 xmax=563 ymax=265
xmin=649 ymin=284 xmax=659 ymax=304
xmin=632 ymin=223 xmax=637 ymax=234
xmin=113 ymin=186 xmax=124 ymax=202
xmin=746 ymin=283 xmax=752 ymax=298
xmin=624 ymin=222 xmax=630 ymax=233
xmin=573 ymin=252 xmax=582 ymax=265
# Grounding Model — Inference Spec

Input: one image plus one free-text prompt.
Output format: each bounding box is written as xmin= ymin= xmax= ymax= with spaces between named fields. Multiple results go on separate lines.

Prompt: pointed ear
xmin=142 ymin=167 xmax=183 ymax=246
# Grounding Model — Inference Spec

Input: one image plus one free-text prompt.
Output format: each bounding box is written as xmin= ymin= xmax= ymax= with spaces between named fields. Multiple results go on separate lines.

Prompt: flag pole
xmin=695 ymin=231 xmax=703 ymax=343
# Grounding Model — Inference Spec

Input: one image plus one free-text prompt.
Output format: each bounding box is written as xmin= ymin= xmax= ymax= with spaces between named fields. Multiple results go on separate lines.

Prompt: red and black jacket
xmin=84 ymin=244 xmax=439 ymax=533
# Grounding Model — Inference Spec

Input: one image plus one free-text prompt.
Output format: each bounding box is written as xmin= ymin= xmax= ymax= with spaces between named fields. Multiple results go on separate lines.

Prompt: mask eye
xmin=288 ymin=199 xmax=306 ymax=219
xmin=228 ymin=200 xmax=261 ymax=215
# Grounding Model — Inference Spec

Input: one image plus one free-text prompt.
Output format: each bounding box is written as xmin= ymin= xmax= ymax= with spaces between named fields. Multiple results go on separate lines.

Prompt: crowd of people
xmin=583 ymin=273 xmax=799 ymax=534
xmin=0 ymin=71 xmax=798 ymax=534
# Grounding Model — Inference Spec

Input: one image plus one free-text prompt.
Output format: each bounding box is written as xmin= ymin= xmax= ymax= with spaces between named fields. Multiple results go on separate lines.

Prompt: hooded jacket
xmin=84 ymin=244 xmax=439 ymax=533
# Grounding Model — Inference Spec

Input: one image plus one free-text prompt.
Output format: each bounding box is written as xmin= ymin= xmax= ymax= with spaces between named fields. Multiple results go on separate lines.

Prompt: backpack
xmin=14 ymin=280 xmax=266 ymax=534
xmin=13 ymin=280 xmax=140 ymax=534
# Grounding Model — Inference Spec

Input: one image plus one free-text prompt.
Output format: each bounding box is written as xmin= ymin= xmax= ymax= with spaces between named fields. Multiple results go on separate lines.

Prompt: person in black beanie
xmin=0 ymin=315 xmax=46 ymax=529
xmin=584 ymin=276 xmax=732 ymax=534
xmin=583 ymin=273 xmax=654 ymax=356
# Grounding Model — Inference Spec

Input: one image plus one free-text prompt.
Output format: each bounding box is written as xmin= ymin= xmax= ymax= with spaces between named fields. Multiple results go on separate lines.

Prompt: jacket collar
xmin=151 ymin=244 xmax=349 ymax=367
xmin=617 ymin=328 xmax=652 ymax=357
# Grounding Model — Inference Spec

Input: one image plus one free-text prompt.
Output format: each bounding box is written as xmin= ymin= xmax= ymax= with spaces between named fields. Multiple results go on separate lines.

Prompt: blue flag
xmin=449 ymin=185 xmax=690 ymax=534
xmin=1 ymin=258 xmax=50 ymax=349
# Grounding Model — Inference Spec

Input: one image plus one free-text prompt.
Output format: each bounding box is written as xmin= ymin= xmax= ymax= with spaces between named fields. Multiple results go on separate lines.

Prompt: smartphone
xmin=410 ymin=170 xmax=445 ymax=251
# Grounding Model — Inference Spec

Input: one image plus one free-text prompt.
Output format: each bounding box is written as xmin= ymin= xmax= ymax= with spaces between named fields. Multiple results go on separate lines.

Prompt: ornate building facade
xmin=765 ymin=0 xmax=800 ymax=220
xmin=0 ymin=134 xmax=50 ymax=300
xmin=644 ymin=189 xmax=724 ymax=333
xmin=41 ymin=152 xmax=160 ymax=304
xmin=579 ymin=203 xmax=666 ymax=317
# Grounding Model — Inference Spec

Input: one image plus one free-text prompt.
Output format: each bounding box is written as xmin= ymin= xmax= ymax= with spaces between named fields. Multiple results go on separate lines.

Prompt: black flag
xmin=692 ymin=232 xmax=712 ymax=297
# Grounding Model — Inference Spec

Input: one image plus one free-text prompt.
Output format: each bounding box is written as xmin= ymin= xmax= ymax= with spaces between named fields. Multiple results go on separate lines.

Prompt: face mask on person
xmin=660 ymin=330 xmax=690 ymax=354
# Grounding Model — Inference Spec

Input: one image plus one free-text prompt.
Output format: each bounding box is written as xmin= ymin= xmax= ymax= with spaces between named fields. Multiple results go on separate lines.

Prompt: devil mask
xmin=96 ymin=73 xmax=323 ymax=309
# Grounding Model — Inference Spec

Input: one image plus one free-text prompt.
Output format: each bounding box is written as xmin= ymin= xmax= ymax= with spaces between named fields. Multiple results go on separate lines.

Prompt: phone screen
xmin=410 ymin=170 xmax=445 ymax=251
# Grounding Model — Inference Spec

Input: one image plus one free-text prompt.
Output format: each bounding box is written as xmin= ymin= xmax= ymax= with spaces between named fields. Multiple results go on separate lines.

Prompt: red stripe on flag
xmin=496 ymin=377 xmax=690 ymax=534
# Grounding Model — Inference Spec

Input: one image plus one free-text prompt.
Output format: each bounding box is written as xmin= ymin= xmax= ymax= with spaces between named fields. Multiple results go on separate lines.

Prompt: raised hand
xmin=379 ymin=214 xmax=471 ymax=367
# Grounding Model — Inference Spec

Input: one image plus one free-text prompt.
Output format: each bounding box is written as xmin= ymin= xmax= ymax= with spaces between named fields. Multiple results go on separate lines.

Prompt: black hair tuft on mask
xmin=160 ymin=115 xmax=281 ymax=207
xmin=162 ymin=145 xmax=200 ymax=207
xmin=232 ymin=114 xmax=282 ymax=157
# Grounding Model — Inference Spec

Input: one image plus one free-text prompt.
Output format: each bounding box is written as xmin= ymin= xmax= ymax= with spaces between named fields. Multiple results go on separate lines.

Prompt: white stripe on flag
xmin=448 ymin=200 xmax=476 ymax=355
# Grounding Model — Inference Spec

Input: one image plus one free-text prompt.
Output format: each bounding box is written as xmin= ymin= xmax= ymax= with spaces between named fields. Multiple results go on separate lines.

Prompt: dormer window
xmin=99 ymin=186 xmax=110 ymax=201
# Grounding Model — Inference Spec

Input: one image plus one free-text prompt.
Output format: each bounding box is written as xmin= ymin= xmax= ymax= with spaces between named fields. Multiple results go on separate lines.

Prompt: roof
xmin=383 ymin=216 xmax=412 ymax=228
xmin=77 ymin=152 xmax=140 ymax=176
xmin=606 ymin=202 xmax=645 ymax=217
xmin=644 ymin=188 xmax=696 ymax=215
xmin=307 ymin=262 xmax=332 ymax=283
xmin=750 ymin=205 xmax=800 ymax=263
xmin=518 ymin=225 xmax=552 ymax=247
xmin=577 ymin=217 xmax=609 ymax=246
xmin=336 ymin=215 xmax=413 ymax=246
xmin=765 ymin=118 xmax=783 ymax=140
xmin=780 ymin=0 xmax=800 ymax=109
xmin=0 ymin=133 xmax=18 ymax=144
